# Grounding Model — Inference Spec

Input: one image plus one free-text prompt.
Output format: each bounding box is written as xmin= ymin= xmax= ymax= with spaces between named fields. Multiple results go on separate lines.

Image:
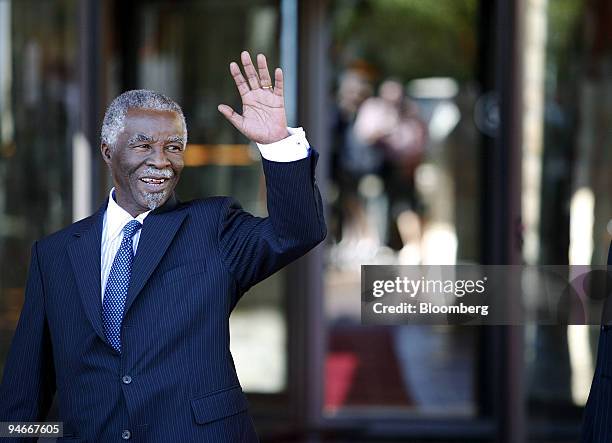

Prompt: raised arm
xmin=216 ymin=51 xmax=326 ymax=294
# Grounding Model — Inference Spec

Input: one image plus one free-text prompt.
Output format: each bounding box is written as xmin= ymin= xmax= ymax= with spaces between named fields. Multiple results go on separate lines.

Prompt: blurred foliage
xmin=546 ymin=0 xmax=582 ymax=55
xmin=545 ymin=0 xmax=583 ymax=90
xmin=331 ymin=0 xmax=478 ymax=83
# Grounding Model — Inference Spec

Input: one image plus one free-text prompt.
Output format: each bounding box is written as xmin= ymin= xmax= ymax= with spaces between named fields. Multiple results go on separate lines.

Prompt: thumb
xmin=217 ymin=104 xmax=244 ymax=131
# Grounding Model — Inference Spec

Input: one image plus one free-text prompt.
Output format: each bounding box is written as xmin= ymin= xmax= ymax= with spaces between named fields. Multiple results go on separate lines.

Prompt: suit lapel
xmin=67 ymin=202 xmax=108 ymax=347
xmin=123 ymin=195 xmax=188 ymax=316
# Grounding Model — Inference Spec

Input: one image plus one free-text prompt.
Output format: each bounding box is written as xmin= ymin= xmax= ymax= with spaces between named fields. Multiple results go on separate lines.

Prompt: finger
xmin=257 ymin=53 xmax=273 ymax=88
xmin=273 ymin=68 xmax=284 ymax=97
xmin=217 ymin=104 xmax=244 ymax=130
xmin=230 ymin=62 xmax=250 ymax=97
xmin=241 ymin=51 xmax=261 ymax=90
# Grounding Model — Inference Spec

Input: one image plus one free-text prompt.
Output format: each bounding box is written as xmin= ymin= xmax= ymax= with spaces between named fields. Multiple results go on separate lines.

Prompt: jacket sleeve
xmin=217 ymin=149 xmax=326 ymax=293
xmin=0 ymin=241 xmax=56 ymax=434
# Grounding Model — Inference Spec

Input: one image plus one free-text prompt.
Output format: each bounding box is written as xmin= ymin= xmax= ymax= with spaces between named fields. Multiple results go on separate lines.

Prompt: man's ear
xmin=101 ymin=143 xmax=112 ymax=165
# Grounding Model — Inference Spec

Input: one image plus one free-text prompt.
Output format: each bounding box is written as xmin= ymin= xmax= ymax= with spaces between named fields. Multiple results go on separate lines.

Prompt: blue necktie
xmin=102 ymin=220 xmax=142 ymax=353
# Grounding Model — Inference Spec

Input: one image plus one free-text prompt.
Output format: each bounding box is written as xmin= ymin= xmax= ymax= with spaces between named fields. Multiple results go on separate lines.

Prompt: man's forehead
xmin=125 ymin=107 xmax=181 ymax=122
xmin=123 ymin=108 xmax=184 ymax=133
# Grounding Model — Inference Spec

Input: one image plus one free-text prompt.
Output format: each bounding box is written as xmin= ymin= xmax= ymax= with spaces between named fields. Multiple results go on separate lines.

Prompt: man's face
xmin=101 ymin=108 xmax=186 ymax=216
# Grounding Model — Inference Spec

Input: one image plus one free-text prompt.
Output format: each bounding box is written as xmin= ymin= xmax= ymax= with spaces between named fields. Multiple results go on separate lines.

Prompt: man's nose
xmin=147 ymin=145 xmax=171 ymax=169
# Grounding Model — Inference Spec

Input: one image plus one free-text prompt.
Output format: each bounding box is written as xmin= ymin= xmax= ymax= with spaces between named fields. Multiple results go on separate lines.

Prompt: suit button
xmin=122 ymin=429 xmax=131 ymax=440
xmin=122 ymin=375 xmax=132 ymax=384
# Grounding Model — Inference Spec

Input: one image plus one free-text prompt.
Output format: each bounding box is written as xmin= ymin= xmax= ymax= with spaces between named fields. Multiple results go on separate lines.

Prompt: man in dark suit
xmin=0 ymin=51 xmax=326 ymax=442
xmin=581 ymin=239 xmax=612 ymax=442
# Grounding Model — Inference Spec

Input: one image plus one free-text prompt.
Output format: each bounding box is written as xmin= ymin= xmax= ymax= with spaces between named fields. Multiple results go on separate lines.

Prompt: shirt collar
xmin=104 ymin=188 xmax=151 ymax=241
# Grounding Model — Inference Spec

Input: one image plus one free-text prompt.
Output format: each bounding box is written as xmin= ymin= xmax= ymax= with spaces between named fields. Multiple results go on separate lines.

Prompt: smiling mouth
xmin=139 ymin=177 xmax=173 ymax=191
xmin=140 ymin=177 xmax=170 ymax=184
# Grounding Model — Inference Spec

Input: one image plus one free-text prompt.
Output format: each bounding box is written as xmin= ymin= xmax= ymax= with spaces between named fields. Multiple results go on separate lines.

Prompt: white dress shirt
xmin=100 ymin=127 xmax=311 ymax=301
xmin=100 ymin=189 xmax=150 ymax=302
xmin=256 ymin=126 xmax=310 ymax=162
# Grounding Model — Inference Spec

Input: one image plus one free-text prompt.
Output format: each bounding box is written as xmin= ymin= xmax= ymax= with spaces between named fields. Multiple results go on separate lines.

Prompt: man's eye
xmin=133 ymin=144 xmax=150 ymax=150
xmin=167 ymin=145 xmax=183 ymax=152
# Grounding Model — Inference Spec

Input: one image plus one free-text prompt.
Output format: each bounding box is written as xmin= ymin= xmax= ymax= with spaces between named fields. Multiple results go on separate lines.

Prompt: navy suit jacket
xmin=0 ymin=151 xmax=326 ymax=442
xmin=581 ymin=240 xmax=612 ymax=442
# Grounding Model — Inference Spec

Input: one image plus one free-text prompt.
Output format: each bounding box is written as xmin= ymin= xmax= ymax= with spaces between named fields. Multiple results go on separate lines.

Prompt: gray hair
xmin=101 ymin=89 xmax=188 ymax=150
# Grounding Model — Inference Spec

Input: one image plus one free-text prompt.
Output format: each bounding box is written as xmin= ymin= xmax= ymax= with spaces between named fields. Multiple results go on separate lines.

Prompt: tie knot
xmin=123 ymin=220 xmax=142 ymax=239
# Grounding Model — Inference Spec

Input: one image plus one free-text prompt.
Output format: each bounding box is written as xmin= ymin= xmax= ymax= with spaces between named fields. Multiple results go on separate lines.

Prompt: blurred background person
xmin=353 ymin=78 xmax=426 ymax=262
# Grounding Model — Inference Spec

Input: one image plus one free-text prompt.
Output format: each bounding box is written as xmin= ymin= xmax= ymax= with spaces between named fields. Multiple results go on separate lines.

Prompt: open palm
xmin=218 ymin=51 xmax=289 ymax=144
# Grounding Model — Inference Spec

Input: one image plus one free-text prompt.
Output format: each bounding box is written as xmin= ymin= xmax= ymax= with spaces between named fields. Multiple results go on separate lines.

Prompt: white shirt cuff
xmin=256 ymin=127 xmax=311 ymax=162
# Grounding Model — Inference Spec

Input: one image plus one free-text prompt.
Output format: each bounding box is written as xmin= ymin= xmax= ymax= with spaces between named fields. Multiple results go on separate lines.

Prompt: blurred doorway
xmin=324 ymin=0 xmax=482 ymax=420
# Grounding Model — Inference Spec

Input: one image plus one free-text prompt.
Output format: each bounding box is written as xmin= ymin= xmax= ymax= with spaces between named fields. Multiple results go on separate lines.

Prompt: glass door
xmin=324 ymin=0 xmax=482 ymax=420
xmin=0 ymin=0 xmax=78 ymax=383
